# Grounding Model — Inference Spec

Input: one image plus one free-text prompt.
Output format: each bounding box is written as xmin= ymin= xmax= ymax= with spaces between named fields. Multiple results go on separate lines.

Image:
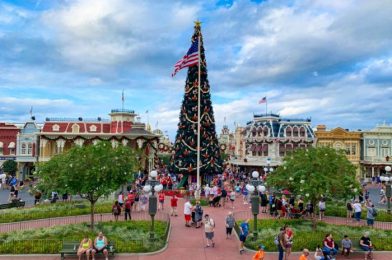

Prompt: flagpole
xmin=265 ymin=99 xmax=267 ymax=116
xmin=196 ymin=31 xmax=201 ymax=200
xmin=122 ymin=89 xmax=124 ymax=133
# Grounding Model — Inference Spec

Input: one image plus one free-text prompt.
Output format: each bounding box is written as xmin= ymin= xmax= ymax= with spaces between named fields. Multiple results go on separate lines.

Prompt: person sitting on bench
xmin=91 ymin=231 xmax=109 ymax=260
xmin=77 ymin=234 xmax=92 ymax=260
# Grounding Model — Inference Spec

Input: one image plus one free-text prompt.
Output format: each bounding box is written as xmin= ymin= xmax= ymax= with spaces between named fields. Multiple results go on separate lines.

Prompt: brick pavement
xmin=0 ymin=197 xmax=391 ymax=259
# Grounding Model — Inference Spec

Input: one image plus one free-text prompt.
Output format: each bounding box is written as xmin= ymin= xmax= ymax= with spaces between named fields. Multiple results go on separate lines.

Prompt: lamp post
xmin=246 ymin=171 xmax=266 ymax=240
xmin=143 ymin=170 xmax=163 ymax=240
xmin=263 ymin=158 xmax=274 ymax=176
xmin=382 ymin=166 xmax=392 ymax=214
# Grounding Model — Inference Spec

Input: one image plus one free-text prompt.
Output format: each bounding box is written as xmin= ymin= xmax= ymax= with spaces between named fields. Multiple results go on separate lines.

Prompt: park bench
xmin=60 ymin=240 xmax=115 ymax=260
xmin=0 ymin=200 xmax=25 ymax=210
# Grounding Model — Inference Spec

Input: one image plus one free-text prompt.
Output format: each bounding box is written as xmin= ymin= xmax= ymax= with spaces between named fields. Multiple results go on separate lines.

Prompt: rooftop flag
xmin=172 ymin=40 xmax=199 ymax=77
xmin=259 ymin=96 xmax=267 ymax=104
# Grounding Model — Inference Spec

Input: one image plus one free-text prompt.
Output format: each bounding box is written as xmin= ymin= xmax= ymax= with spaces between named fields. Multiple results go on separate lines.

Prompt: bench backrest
xmin=62 ymin=241 xmax=79 ymax=250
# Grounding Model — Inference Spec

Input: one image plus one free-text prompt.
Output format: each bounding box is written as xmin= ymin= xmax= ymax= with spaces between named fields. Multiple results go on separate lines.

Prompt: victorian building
xmin=315 ymin=125 xmax=361 ymax=176
xmin=0 ymin=123 xmax=19 ymax=169
xmin=38 ymin=109 xmax=159 ymax=173
xmin=230 ymin=113 xmax=316 ymax=173
xmin=16 ymin=120 xmax=41 ymax=179
xmin=361 ymin=123 xmax=392 ymax=179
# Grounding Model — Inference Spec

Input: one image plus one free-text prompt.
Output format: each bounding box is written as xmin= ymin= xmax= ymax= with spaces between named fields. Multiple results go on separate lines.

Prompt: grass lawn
xmin=0 ymin=220 xmax=169 ymax=254
xmin=240 ymin=219 xmax=392 ymax=252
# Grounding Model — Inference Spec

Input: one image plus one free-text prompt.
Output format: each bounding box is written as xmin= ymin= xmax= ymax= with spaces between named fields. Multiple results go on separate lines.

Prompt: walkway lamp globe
xmin=154 ymin=184 xmax=163 ymax=192
xmin=384 ymin=165 xmax=392 ymax=214
xmin=150 ymin=170 xmax=158 ymax=178
xmin=263 ymin=167 xmax=268 ymax=172
xmin=257 ymin=185 xmax=266 ymax=193
xmin=246 ymin=184 xmax=255 ymax=193
xmin=143 ymin=185 xmax=152 ymax=193
xmin=252 ymin=171 xmax=259 ymax=179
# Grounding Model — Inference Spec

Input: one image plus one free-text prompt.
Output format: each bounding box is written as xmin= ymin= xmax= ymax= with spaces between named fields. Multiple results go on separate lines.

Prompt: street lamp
xmin=143 ymin=170 xmax=163 ymax=240
xmin=382 ymin=166 xmax=392 ymax=214
xmin=246 ymin=171 xmax=266 ymax=240
xmin=263 ymin=158 xmax=274 ymax=177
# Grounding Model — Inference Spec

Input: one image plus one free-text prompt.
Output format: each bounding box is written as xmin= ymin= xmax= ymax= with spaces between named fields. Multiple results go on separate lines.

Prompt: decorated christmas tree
xmin=171 ymin=22 xmax=222 ymax=186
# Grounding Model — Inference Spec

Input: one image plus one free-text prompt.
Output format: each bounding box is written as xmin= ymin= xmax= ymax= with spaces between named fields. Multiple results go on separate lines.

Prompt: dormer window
xmin=286 ymin=127 xmax=292 ymax=137
xmin=71 ymin=124 xmax=80 ymax=133
xmin=52 ymin=124 xmax=60 ymax=131
xmin=89 ymin=125 xmax=97 ymax=132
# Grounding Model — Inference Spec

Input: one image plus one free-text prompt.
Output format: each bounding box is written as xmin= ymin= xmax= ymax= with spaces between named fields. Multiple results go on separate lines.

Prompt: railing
xmin=0 ymin=211 xmax=170 ymax=234
xmin=111 ymin=109 xmax=135 ymax=113
xmin=363 ymin=156 xmax=390 ymax=163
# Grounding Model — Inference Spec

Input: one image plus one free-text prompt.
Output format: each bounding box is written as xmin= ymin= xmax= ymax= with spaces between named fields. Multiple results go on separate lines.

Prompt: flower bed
xmin=0 ymin=221 xmax=169 ymax=254
xmin=238 ymin=219 xmax=392 ymax=252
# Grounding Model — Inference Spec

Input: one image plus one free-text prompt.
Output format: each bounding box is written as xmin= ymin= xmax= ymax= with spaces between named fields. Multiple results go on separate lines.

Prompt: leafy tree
xmin=171 ymin=23 xmax=222 ymax=184
xmin=36 ymin=141 xmax=139 ymax=230
xmin=267 ymin=146 xmax=360 ymax=229
xmin=2 ymin=160 xmax=17 ymax=174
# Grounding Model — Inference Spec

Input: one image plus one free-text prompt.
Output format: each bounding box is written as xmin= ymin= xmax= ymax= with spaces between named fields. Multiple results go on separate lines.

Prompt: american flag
xmin=259 ymin=96 xmax=267 ymax=104
xmin=172 ymin=40 xmax=199 ymax=77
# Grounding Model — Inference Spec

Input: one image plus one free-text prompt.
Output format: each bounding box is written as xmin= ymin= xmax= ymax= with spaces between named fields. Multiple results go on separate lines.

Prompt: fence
xmin=0 ymin=211 xmax=171 ymax=254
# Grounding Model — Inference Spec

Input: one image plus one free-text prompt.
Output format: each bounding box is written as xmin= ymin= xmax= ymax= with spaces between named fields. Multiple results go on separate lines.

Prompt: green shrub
xmin=240 ymin=219 xmax=392 ymax=252
xmin=0 ymin=221 xmax=169 ymax=254
xmin=325 ymin=204 xmax=392 ymax=222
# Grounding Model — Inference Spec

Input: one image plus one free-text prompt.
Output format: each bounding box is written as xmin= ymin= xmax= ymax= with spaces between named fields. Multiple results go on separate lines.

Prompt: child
xmin=158 ymin=191 xmax=165 ymax=210
xmin=252 ymin=244 xmax=265 ymax=260
xmin=341 ymin=235 xmax=353 ymax=256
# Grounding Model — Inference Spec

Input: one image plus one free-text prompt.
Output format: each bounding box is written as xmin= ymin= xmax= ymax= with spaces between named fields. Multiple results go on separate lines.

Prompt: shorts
xmin=205 ymin=232 xmax=214 ymax=239
xmin=360 ymin=245 xmax=372 ymax=252
xmin=239 ymin=234 xmax=247 ymax=242
xmin=230 ymin=199 xmax=235 ymax=202
xmin=320 ymin=209 xmax=325 ymax=212
xmin=185 ymin=214 xmax=191 ymax=221
xmin=354 ymin=212 xmax=361 ymax=221
xmin=367 ymin=218 xmax=374 ymax=225
xmin=93 ymin=247 xmax=107 ymax=253
xmin=226 ymin=227 xmax=233 ymax=235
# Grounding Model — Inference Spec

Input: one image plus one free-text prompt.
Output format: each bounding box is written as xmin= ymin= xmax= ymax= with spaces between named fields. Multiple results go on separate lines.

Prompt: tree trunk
xmin=90 ymin=200 xmax=96 ymax=231
xmin=311 ymin=199 xmax=318 ymax=231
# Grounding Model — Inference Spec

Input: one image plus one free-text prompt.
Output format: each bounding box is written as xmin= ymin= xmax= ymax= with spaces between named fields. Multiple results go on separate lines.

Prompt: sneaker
xmin=212 ymin=242 xmax=215 ymax=247
xmin=239 ymin=249 xmax=244 ymax=254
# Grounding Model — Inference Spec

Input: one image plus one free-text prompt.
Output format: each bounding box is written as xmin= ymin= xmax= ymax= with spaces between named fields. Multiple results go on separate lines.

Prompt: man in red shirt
xmin=170 ymin=194 xmax=178 ymax=216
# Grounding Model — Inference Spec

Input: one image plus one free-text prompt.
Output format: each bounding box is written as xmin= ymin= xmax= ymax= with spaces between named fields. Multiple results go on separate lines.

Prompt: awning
xmin=250 ymin=144 xmax=257 ymax=152
xmin=8 ymin=142 xmax=15 ymax=148
xmin=286 ymin=145 xmax=293 ymax=150
xmin=262 ymin=145 xmax=268 ymax=152
xmin=256 ymin=145 xmax=263 ymax=152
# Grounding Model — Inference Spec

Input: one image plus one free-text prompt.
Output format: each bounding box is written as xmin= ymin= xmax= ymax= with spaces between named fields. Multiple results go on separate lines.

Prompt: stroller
xmin=191 ymin=205 xmax=203 ymax=228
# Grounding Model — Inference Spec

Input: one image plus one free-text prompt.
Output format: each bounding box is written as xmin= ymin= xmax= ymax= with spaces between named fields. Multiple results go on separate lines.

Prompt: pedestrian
xmin=242 ymin=185 xmax=249 ymax=204
xmin=158 ymin=191 xmax=165 ymax=210
xmin=299 ymin=248 xmax=310 ymax=260
xmin=204 ymin=214 xmax=215 ymax=247
xmin=133 ymin=189 xmax=140 ymax=212
xmin=318 ymin=198 xmax=326 ymax=220
xmin=366 ymin=202 xmax=377 ymax=228
xmin=314 ymin=246 xmax=324 ymax=260
xmin=194 ymin=201 xmax=203 ymax=228
xmin=346 ymin=200 xmax=353 ymax=222
xmin=117 ymin=191 xmax=124 ymax=207
xmin=359 ymin=231 xmax=373 ymax=260
xmin=322 ymin=233 xmax=338 ymax=257
xmin=112 ymin=201 xmax=121 ymax=221
xmin=221 ymin=187 xmax=227 ymax=207
xmin=277 ymin=227 xmax=286 ymax=260
xmin=170 ymin=194 xmax=178 ymax=216
xmin=252 ymin=244 xmax=265 ymax=260
xmin=353 ymin=200 xmax=362 ymax=225
xmin=239 ymin=219 xmax=250 ymax=254
xmin=341 ymin=235 xmax=353 ymax=256
xmin=229 ymin=188 xmax=236 ymax=209
xmin=184 ymin=198 xmax=193 ymax=227
xmin=284 ymin=226 xmax=294 ymax=260
xmin=225 ymin=211 xmax=235 ymax=239
xmin=260 ymin=192 xmax=268 ymax=213
xmin=139 ymin=192 xmax=148 ymax=212
xmin=124 ymin=198 xmax=132 ymax=221
xmin=306 ymin=201 xmax=314 ymax=219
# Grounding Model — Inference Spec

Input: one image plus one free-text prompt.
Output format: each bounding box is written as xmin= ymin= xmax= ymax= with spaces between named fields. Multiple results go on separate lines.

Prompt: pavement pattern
xmin=0 ymin=195 xmax=392 ymax=259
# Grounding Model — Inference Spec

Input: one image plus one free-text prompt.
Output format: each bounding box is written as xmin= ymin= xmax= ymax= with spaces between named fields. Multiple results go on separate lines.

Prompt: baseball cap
xmin=258 ymin=244 xmax=265 ymax=250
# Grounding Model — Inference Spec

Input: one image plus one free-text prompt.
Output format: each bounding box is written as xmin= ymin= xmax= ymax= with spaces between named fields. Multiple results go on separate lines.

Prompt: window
xmin=263 ymin=144 xmax=269 ymax=156
xmin=21 ymin=143 xmax=27 ymax=155
xmin=367 ymin=147 xmax=376 ymax=157
xmin=381 ymin=147 xmax=390 ymax=158
xmin=263 ymin=127 xmax=269 ymax=137
xmin=286 ymin=127 xmax=292 ymax=137
xmin=293 ymin=127 xmax=299 ymax=137
xmin=300 ymin=127 xmax=306 ymax=137
xmin=351 ymin=144 xmax=357 ymax=156
xmin=252 ymin=128 xmax=257 ymax=137
xmin=71 ymin=124 xmax=80 ymax=133
xmin=0 ymin=142 xmax=3 ymax=155
xmin=52 ymin=124 xmax=60 ymax=131
xmin=28 ymin=143 xmax=33 ymax=155
xmin=89 ymin=125 xmax=97 ymax=132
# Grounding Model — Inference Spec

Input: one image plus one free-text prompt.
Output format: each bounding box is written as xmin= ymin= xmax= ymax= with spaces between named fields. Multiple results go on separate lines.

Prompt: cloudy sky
xmin=1 ymin=0 xmax=392 ymax=140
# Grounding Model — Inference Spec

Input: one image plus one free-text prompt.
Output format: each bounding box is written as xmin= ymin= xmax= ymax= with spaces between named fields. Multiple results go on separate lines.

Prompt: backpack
xmin=274 ymin=235 xmax=280 ymax=246
xmin=372 ymin=208 xmax=378 ymax=217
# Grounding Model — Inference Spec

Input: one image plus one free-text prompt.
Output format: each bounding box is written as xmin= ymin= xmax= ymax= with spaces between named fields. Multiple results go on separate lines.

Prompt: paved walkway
xmin=0 ymin=197 xmax=391 ymax=259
